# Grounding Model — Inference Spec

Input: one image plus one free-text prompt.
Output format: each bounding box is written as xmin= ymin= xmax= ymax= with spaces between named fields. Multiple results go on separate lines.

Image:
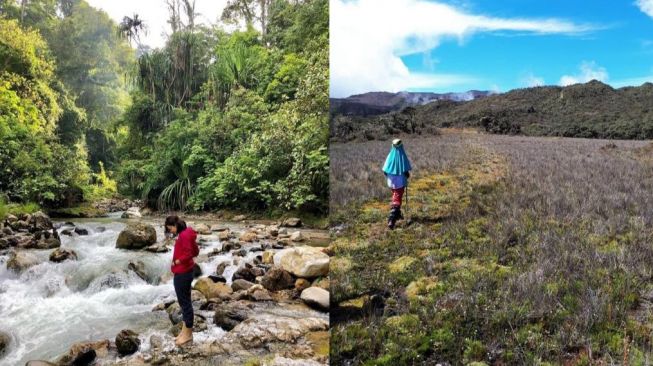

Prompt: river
xmin=0 ymin=214 xmax=274 ymax=365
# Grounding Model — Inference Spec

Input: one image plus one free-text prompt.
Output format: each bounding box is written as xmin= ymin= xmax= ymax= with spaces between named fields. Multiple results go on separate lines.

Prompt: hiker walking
xmin=165 ymin=215 xmax=199 ymax=346
xmin=382 ymin=139 xmax=412 ymax=229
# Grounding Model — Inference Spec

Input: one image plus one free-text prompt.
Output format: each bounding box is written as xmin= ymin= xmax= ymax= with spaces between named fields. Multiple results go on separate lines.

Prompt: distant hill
xmin=329 ymin=90 xmax=493 ymax=116
xmin=330 ymin=80 xmax=653 ymax=141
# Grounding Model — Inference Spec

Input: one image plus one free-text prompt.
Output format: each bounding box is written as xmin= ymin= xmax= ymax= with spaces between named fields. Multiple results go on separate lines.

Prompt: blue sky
xmin=330 ymin=0 xmax=653 ymax=97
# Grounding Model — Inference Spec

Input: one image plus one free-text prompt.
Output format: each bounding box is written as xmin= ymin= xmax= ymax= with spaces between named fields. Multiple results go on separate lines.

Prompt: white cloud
xmin=330 ymin=0 xmax=596 ymax=97
xmin=611 ymin=74 xmax=653 ymax=87
xmin=559 ymin=61 xmax=608 ymax=86
xmin=636 ymin=0 xmax=653 ymax=18
xmin=86 ymin=0 xmax=228 ymax=49
xmin=522 ymin=73 xmax=545 ymax=87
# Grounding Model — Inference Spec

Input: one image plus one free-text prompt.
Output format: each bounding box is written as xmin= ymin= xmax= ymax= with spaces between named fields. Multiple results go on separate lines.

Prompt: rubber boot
xmin=175 ymin=322 xmax=193 ymax=346
xmin=387 ymin=205 xmax=401 ymax=230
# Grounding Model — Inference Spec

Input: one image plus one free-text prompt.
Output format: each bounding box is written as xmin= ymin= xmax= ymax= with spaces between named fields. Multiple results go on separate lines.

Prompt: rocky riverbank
xmin=1 ymin=211 xmax=330 ymax=365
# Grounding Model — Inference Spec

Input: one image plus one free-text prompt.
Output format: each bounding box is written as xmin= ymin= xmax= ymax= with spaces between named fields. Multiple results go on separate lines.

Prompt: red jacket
xmin=171 ymin=227 xmax=199 ymax=274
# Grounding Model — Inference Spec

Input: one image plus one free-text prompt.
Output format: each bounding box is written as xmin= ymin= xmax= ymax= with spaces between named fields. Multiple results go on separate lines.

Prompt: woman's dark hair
xmin=164 ymin=215 xmax=186 ymax=235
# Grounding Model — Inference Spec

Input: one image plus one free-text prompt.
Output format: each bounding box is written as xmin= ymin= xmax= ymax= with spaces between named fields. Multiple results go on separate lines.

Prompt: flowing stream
xmin=0 ymin=215 xmax=256 ymax=365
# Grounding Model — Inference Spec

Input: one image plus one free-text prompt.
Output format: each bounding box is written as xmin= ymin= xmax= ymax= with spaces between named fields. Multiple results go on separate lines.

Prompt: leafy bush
xmin=116 ymin=0 xmax=329 ymax=213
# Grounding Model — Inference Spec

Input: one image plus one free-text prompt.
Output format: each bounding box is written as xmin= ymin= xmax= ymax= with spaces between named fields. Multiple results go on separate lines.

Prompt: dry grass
xmin=330 ymin=131 xmax=653 ymax=365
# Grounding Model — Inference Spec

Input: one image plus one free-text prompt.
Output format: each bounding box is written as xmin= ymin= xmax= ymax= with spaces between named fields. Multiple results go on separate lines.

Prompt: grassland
xmin=329 ymin=130 xmax=653 ymax=365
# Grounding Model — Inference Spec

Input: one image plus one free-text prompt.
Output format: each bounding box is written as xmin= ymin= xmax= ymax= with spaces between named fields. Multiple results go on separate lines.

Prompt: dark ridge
xmin=329 ymin=90 xmax=493 ymax=117
xmin=330 ymin=80 xmax=653 ymax=141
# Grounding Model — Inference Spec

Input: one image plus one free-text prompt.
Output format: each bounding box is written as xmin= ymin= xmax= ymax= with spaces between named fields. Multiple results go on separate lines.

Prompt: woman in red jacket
xmin=165 ymin=215 xmax=199 ymax=346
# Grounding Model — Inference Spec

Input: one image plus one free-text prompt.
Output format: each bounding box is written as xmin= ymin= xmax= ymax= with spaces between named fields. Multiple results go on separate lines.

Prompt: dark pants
xmin=173 ymin=271 xmax=194 ymax=328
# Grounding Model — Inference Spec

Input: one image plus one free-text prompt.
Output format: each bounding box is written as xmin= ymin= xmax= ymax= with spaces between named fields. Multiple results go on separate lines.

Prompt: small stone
xmin=282 ymin=217 xmax=302 ymax=228
xmin=209 ymin=274 xmax=227 ymax=283
xmin=49 ymin=248 xmax=78 ymax=263
xmin=194 ymin=277 xmax=233 ymax=299
xmin=218 ymin=230 xmax=230 ymax=241
xmin=300 ymin=287 xmax=329 ymax=311
xmin=194 ymin=223 xmax=211 ymax=235
xmin=239 ymin=231 xmax=257 ymax=243
xmin=266 ymin=225 xmax=279 ymax=237
xmin=214 ymin=302 xmax=251 ymax=330
xmin=149 ymin=335 xmax=163 ymax=351
xmin=231 ymin=279 xmax=254 ymax=291
xmin=233 ymin=267 xmax=256 ymax=282
xmin=233 ymin=249 xmax=247 ymax=257
xmin=247 ymin=284 xmax=273 ymax=301
xmin=211 ymin=224 xmax=228 ymax=232
xmin=216 ymin=261 xmax=229 ymax=275
xmin=261 ymin=267 xmax=295 ymax=291
xmin=127 ymin=260 xmax=148 ymax=282
xmin=115 ymin=329 xmax=140 ymax=355
xmin=74 ymin=227 xmax=89 ymax=235
xmin=295 ymin=278 xmax=311 ymax=292
xmin=121 ymin=207 xmax=141 ymax=219
xmin=0 ymin=331 xmax=10 ymax=358
xmin=56 ymin=340 xmax=109 ymax=366
xmin=233 ymin=214 xmax=247 ymax=221
xmin=290 ymin=231 xmax=304 ymax=242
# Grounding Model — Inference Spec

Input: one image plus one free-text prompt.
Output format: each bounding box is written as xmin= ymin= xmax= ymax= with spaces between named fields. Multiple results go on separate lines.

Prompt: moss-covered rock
xmin=388 ymin=256 xmax=416 ymax=273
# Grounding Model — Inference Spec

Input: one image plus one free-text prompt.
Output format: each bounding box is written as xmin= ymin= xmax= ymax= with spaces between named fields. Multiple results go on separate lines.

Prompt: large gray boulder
xmin=273 ymin=246 xmax=329 ymax=278
xmin=6 ymin=251 xmax=39 ymax=273
xmin=116 ymin=223 xmax=156 ymax=250
xmin=231 ymin=313 xmax=328 ymax=348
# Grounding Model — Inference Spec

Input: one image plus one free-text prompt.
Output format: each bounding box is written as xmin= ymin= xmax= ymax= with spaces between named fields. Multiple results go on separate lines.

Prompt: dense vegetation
xmin=330 ymin=133 xmax=653 ymax=365
xmin=330 ymin=80 xmax=653 ymax=141
xmin=0 ymin=0 xmax=328 ymax=215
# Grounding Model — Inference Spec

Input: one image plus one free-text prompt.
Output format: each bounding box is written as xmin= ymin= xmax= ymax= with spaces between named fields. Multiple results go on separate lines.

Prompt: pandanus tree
xmin=157 ymin=163 xmax=194 ymax=211
xmin=134 ymin=31 xmax=209 ymax=117
xmin=117 ymin=13 xmax=146 ymax=47
xmin=209 ymin=43 xmax=259 ymax=109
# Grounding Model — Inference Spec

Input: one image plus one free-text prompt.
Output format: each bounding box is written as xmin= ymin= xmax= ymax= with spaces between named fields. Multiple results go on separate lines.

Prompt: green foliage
xmin=1 ymin=0 xmax=328 ymax=214
xmin=46 ymin=1 xmax=133 ymax=169
xmin=0 ymin=0 xmax=134 ymax=212
xmin=117 ymin=0 xmax=328 ymax=213
xmin=266 ymin=0 xmax=328 ymax=53
xmin=0 ymin=197 xmax=41 ymax=219
xmin=82 ymin=161 xmax=117 ymax=201
xmin=263 ymin=53 xmax=307 ymax=103
xmin=0 ymin=19 xmax=91 ymax=205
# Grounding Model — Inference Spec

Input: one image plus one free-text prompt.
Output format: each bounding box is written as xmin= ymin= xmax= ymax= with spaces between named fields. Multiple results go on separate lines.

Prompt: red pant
xmin=391 ymin=187 xmax=404 ymax=207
